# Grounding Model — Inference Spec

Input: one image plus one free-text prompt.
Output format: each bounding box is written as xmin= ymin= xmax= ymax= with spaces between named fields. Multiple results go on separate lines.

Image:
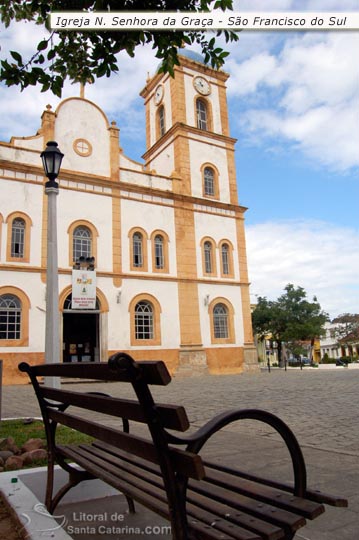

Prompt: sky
xmin=0 ymin=0 xmax=358 ymax=319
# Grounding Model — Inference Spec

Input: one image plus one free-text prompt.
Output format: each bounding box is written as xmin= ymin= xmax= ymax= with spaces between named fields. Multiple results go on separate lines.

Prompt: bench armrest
xmin=168 ymin=408 xmax=307 ymax=498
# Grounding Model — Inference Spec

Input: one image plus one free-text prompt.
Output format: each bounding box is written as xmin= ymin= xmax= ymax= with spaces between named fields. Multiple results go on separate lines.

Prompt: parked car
xmin=336 ymin=359 xmax=347 ymax=366
xmin=288 ymin=356 xmax=311 ymax=366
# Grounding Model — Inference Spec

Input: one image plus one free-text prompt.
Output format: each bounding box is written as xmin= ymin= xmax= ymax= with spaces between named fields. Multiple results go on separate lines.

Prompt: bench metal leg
xmin=49 ymin=475 xmax=80 ymax=514
xmin=45 ymin=452 xmax=55 ymax=512
xmin=47 ymin=456 xmax=95 ymax=513
xmin=125 ymin=495 xmax=136 ymax=514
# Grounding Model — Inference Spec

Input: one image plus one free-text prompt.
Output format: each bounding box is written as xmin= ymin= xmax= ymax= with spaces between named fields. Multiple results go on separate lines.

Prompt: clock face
xmin=193 ymin=76 xmax=211 ymax=96
xmin=154 ymin=84 xmax=164 ymax=105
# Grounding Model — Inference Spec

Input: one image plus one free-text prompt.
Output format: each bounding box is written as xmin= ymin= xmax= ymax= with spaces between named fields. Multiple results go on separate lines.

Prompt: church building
xmin=0 ymin=50 xmax=258 ymax=384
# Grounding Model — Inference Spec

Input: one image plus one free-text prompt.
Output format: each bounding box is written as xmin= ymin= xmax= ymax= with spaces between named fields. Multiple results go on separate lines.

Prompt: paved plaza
xmin=1 ymin=367 xmax=358 ymax=539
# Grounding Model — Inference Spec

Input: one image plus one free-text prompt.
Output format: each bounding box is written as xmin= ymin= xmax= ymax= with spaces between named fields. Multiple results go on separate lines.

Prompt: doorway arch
xmin=60 ymin=286 xmax=109 ymax=363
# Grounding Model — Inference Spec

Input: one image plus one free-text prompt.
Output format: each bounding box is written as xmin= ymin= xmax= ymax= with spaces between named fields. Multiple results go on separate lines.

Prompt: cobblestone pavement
xmin=2 ymin=368 xmax=359 ymax=539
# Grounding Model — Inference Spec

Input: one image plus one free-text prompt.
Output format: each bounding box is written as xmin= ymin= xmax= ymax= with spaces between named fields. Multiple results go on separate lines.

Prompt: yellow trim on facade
xmin=235 ymin=217 xmax=254 ymax=345
xmin=112 ymin=186 xmax=122 ymax=287
xmin=170 ymin=66 xmax=186 ymax=126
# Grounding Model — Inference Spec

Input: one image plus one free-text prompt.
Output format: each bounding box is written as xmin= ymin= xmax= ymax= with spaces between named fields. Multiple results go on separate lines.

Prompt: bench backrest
xmin=18 ymin=353 xmax=205 ymax=482
xmin=20 ymin=353 xmax=205 ymax=538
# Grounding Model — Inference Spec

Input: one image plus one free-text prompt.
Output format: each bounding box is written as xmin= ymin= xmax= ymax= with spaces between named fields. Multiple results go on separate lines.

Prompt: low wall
xmin=318 ymin=363 xmax=359 ymax=369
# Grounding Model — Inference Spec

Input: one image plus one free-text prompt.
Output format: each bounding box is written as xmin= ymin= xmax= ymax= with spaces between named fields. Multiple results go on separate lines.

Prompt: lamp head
xmin=41 ymin=141 xmax=64 ymax=187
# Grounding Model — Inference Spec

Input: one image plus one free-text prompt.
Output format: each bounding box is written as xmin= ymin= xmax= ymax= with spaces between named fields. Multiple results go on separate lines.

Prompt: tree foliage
xmin=252 ymin=284 xmax=329 ymax=363
xmin=0 ymin=0 xmax=239 ymax=97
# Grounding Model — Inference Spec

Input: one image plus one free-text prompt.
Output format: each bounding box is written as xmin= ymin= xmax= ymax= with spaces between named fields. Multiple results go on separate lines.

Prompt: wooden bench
xmin=19 ymin=352 xmax=347 ymax=540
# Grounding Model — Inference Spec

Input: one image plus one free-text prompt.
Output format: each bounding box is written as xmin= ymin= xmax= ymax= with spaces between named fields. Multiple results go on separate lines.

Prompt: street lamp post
xmin=41 ymin=141 xmax=64 ymax=388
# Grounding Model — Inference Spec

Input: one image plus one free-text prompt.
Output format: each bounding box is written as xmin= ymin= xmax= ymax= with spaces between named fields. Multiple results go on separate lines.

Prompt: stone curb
xmin=0 ymin=466 xmax=120 ymax=540
xmin=0 ymin=468 xmax=72 ymax=540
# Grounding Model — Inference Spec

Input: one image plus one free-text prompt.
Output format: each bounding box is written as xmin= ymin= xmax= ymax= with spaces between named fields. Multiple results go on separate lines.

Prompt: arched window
xmin=201 ymin=238 xmax=217 ymax=276
xmin=133 ymin=232 xmax=143 ymax=268
xmin=201 ymin=164 xmax=219 ymax=200
xmin=213 ymin=303 xmax=229 ymax=339
xmin=157 ymin=105 xmax=166 ymax=138
xmin=196 ymin=99 xmax=208 ymax=130
xmin=11 ymin=218 xmax=25 ymax=258
xmin=6 ymin=212 xmax=32 ymax=263
xmin=151 ymin=230 xmax=169 ymax=273
xmin=68 ymin=221 xmax=98 ymax=268
xmin=73 ymin=226 xmax=92 ymax=261
xmin=219 ymin=240 xmax=234 ymax=278
xmin=129 ymin=294 xmax=161 ymax=345
xmin=209 ymin=298 xmax=235 ymax=344
xmin=0 ymin=294 xmax=21 ymax=340
xmin=221 ymin=243 xmax=230 ymax=275
xmin=154 ymin=235 xmax=164 ymax=269
xmin=204 ymin=241 xmax=213 ymax=274
xmin=201 ymin=237 xmax=217 ymax=276
xmin=204 ymin=167 xmax=215 ymax=197
xmin=129 ymin=228 xmax=148 ymax=272
xmin=135 ymin=301 xmax=154 ymax=340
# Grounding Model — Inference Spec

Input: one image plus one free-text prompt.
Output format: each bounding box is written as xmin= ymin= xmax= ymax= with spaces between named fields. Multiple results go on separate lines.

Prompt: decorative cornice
xmin=142 ymin=121 xmax=237 ymax=163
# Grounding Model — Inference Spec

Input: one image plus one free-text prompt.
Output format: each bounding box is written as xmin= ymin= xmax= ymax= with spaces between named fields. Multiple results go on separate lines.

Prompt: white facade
xmin=0 ymin=52 xmax=258 ymax=384
xmin=320 ymin=322 xmax=359 ymax=359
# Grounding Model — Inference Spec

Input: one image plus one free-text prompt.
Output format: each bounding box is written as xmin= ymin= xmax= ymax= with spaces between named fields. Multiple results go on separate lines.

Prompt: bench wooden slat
xmin=84 ymin=443 xmax=283 ymax=540
xmin=93 ymin=441 xmax=317 ymax=527
xmin=204 ymin=460 xmax=348 ymax=508
xmin=87 ymin=442 xmax=301 ymax=540
xmin=190 ymin=479 xmax=307 ymax=533
xmin=60 ymin=444 xmax=262 ymax=540
xmin=57 ymin=446 xmax=171 ymax=516
xmin=21 ymin=360 xmax=171 ymax=385
xmin=50 ymin=410 xmax=204 ymax=480
xmin=203 ymin=467 xmax=324 ymax=521
xmin=59 ymin=445 xmax=249 ymax=540
xmin=186 ymin=491 xmax=284 ymax=540
xmin=41 ymin=387 xmax=190 ymax=431
xmin=185 ymin=504 xmax=264 ymax=540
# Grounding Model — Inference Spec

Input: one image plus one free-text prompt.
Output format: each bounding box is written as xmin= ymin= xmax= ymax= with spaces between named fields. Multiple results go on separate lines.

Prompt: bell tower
xmin=140 ymin=50 xmax=239 ymax=204
xmin=140 ymin=51 xmax=257 ymax=374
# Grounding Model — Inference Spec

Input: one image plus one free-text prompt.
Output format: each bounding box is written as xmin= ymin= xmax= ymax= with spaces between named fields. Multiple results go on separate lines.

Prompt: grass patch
xmin=0 ymin=419 xmax=94 ymax=468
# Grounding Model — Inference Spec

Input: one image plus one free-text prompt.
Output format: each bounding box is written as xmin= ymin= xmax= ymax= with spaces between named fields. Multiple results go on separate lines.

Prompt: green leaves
xmin=10 ymin=50 xmax=23 ymax=65
xmin=1 ymin=0 xmax=237 ymax=96
xmin=37 ymin=39 xmax=49 ymax=51
xmin=252 ymin=284 xmax=329 ymax=361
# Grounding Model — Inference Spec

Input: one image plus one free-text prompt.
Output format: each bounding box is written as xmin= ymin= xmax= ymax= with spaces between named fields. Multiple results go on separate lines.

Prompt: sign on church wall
xmin=72 ymin=269 xmax=96 ymax=309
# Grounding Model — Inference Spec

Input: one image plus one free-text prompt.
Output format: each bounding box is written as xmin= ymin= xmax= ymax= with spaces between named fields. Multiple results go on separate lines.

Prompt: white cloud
xmin=84 ymin=48 xmax=159 ymax=116
xmin=297 ymin=0 xmax=359 ymax=9
xmin=227 ymin=53 xmax=277 ymax=95
xmin=237 ymin=0 xmax=359 ymax=11
xmin=0 ymin=19 xmax=159 ymax=145
xmin=246 ymin=220 xmax=359 ymax=317
xmin=228 ymin=32 xmax=359 ymax=172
